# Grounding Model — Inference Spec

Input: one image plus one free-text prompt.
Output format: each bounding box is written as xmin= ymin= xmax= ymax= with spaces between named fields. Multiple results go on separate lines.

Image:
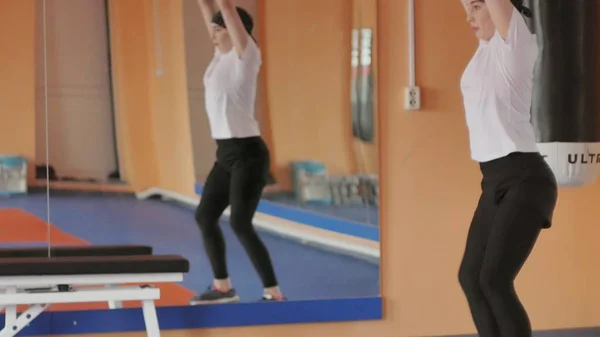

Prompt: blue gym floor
xmin=262 ymin=191 xmax=379 ymax=226
xmin=1 ymin=192 xmax=380 ymax=301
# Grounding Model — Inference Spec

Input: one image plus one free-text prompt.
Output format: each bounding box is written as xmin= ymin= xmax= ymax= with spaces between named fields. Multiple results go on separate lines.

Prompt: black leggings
xmin=194 ymin=136 xmax=278 ymax=288
xmin=458 ymin=152 xmax=558 ymax=337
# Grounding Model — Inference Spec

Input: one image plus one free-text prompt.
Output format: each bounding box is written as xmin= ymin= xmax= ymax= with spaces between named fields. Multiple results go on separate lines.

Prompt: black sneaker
xmin=261 ymin=293 xmax=287 ymax=301
xmin=189 ymin=286 xmax=240 ymax=305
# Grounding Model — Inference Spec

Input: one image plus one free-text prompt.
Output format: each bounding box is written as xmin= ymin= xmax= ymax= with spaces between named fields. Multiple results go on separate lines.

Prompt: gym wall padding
xmin=0 ymin=0 xmax=36 ymax=183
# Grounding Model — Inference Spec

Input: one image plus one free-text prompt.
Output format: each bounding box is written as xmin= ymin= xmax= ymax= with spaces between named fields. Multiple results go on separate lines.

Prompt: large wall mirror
xmin=185 ymin=0 xmax=380 ymax=303
xmin=7 ymin=0 xmax=381 ymax=335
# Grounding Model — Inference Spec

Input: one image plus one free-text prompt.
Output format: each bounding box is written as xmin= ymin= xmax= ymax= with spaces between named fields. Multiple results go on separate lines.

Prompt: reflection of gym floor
xmin=262 ymin=191 xmax=379 ymax=225
xmin=0 ymin=208 xmax=193 ymax=311
xmin=0 ymin=193 xmax=380 ymax=306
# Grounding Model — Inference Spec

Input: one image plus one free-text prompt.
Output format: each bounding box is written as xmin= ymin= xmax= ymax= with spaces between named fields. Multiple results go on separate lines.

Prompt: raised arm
xmin=196 ymin=0 xmax=218 ymax=37
xmin=215 ymin=0 xmax=250 ymax=57
xmin=484 ymin=0 xmax=518 ymax=40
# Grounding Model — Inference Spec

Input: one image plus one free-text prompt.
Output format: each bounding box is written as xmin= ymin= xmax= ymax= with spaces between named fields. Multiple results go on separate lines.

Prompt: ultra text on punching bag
xmin=529 ymin=0 xmax=600 ymax=187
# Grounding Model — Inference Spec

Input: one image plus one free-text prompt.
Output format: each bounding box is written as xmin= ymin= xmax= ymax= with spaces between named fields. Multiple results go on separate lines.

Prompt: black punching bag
xmin=350 ymin=28 xmax=375 ymax=143
xmin=528 ymin=0 xmax=600 ymax=187
xmin=351 ymin=29 xmax=361 ymax=140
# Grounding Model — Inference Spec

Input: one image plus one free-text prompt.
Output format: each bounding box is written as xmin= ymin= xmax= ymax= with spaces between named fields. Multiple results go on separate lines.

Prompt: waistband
xmin=216 ymin=136 xmax=263 ymax=148
xmin=479 ymin=152 xmax=546 ymax=180
xmin=215 ymin=136 xmax=268 ymax=169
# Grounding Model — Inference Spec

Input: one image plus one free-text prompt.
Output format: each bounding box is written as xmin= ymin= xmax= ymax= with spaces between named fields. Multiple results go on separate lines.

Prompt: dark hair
xmin=510 ymin=0 xmax=533 ymax=18
xmin=211 ymin=7 xmax=254 ymax=35
xmin=480 ymin=0 xmax=532 ymax=18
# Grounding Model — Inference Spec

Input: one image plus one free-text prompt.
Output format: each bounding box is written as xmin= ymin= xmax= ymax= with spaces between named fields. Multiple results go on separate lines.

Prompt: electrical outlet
xmin=404 ymin=86 xmax=421 ymax=110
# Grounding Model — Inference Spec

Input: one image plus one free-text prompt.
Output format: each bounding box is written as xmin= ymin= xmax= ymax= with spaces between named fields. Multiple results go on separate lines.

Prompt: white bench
xmin=0 ymin=255 xmax=188 ymax=337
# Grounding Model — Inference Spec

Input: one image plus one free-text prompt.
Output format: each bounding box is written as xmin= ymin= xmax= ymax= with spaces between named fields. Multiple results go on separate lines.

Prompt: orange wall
xmin=108 ymin=0 xmax=195 ymax=196
xmin=260 ymin=1 xmax=359 ymax=188
xmin=0 ymin=0 xmax=36 ymax=182
xmin=145 ymin=0 xmax=195 ymax=195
